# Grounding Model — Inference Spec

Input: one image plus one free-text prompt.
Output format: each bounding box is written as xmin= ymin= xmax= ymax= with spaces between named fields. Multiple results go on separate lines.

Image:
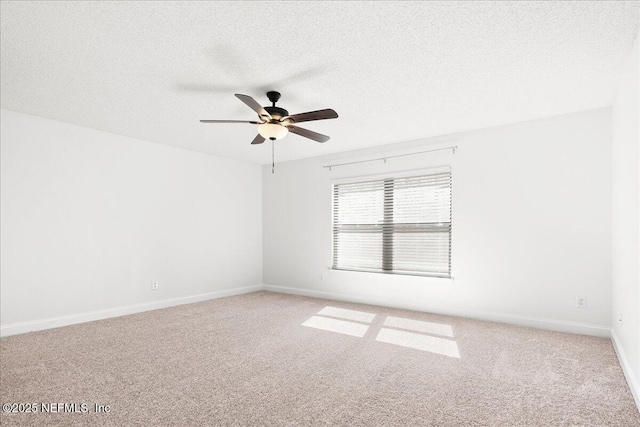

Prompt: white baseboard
xmin=262 ymin=284 xmax=611 ymax=338
xmin=1 ymin=282 xmax=611 ymax=338
xmin=611 ymin=329 xmax=640 ymax=412
xmin=0 ymin=285 xmax=263 ymax=337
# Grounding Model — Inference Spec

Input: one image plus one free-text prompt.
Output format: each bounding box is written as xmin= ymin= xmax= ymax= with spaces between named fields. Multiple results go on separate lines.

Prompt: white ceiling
xmin=1 ymin=1 xmax=638 ymax=165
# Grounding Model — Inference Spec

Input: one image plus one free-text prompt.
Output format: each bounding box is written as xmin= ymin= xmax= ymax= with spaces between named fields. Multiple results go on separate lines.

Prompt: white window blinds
xmin=332 ymin=171 xmax=451 ymax=277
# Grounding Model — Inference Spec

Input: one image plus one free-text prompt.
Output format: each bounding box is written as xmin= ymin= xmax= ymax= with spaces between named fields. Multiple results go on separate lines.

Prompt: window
xmin=332 ymin=170 xmax=451 ymax=277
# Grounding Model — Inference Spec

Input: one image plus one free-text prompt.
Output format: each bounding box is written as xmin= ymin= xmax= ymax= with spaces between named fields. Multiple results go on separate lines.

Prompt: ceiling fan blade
xmin=285 ymin=109 xmax=338 ymax=124
xmin=287 ymin=125 xmax=330 ymax=143
xmin=251 ymin=134 xmax=266 ymax=145
xmin=235 ymin=94 xmax=271 ymax=120
xmin=200 ymin=120 xmax=260 ymax=124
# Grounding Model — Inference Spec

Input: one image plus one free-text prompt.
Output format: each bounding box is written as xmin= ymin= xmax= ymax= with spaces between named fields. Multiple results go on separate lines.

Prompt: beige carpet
xmin=1 ymin=291 xmax=638 ymax=426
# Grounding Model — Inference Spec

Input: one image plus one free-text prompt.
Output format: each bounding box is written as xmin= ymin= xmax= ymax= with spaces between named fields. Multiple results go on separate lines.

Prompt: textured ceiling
xmin=1 ymin=1 xmax=638 ymax=165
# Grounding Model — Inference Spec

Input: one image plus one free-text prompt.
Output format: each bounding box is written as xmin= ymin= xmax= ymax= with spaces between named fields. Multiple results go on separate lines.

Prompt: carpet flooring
xmin=1 ymin=291 xmax=639 ymax=426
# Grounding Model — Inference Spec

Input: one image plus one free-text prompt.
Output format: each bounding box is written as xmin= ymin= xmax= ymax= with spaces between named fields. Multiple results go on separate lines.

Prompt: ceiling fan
xmin=200 ymin=91 xmax=338 ymax=144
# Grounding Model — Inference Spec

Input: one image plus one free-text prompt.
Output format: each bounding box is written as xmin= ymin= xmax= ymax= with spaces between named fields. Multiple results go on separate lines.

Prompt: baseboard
xmin=611 ymin=329 xmax=640 ymax=412
xmin=262 ymin=284 xmax=611 ymax=338
xmin=0 ymin=285 xmax=263 ymax=338
xmin=2 ymin=282 xmax=612 ymax=338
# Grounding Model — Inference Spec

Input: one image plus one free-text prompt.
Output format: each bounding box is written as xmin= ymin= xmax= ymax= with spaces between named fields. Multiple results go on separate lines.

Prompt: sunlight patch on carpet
xmin=383 ymin=316 xmax=454 ymax=337
xmin=317 ymin=306 xmax=376 ymax=323
xmin=375 ymin=328 xmax=460 ymax=358
xmin=302 ymin=316 xmax=370 ymax=337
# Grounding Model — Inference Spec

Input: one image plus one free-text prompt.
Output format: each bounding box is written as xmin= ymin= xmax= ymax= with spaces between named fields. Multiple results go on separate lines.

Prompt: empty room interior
xmin=1 ymin=1 xmax=640 ymax=426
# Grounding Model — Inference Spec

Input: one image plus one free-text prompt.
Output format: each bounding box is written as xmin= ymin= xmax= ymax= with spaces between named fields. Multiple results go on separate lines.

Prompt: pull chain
xmin=272 ymin=139 xmax=275 ymax=174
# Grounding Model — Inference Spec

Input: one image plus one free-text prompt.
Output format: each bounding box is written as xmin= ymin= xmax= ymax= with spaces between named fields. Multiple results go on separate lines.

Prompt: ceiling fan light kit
xmin=200 ymin=91 xmax=338 ymax=172
xmin=258 ymin=122 xmax=288 ymax=140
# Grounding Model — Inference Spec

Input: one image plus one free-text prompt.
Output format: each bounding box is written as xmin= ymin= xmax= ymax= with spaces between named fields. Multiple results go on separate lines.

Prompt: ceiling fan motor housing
xmin=265 ymin=106 xmax=289 ymax=120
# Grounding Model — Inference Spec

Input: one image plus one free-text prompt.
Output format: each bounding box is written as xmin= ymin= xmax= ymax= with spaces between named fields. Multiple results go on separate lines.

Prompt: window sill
xmin=331 ymin=267 xmax=452 ymax=280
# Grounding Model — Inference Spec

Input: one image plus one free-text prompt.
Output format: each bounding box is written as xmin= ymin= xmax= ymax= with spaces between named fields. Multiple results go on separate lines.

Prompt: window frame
xmin=330 ymin=167 xmax=452 ymax=279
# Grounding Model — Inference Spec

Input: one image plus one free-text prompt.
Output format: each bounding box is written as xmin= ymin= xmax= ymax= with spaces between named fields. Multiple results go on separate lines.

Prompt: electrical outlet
xmin=576 ymin=296 xmax=587 ymax=308
xmin=619 ymin=313 xmax=624 ymax=327
xmin=319 ymin=273 xmax=324 ymax=282
xmin=151 ymin=281 xmax=159 ymax=290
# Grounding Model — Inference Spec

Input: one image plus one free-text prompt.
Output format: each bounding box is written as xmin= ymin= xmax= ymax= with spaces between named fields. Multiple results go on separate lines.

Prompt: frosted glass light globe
xmin=258 ymin=123 xmax=289 ymax=140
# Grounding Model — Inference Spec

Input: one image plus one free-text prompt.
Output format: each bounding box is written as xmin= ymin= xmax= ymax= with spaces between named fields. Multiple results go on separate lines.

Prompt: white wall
xmin=1 ymin=109 xmax=262 ymax=334
xmin=611 ymin=30 xmax=640 ymax=400
xmin=263 ymin=108 xmax=612 ymax=336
